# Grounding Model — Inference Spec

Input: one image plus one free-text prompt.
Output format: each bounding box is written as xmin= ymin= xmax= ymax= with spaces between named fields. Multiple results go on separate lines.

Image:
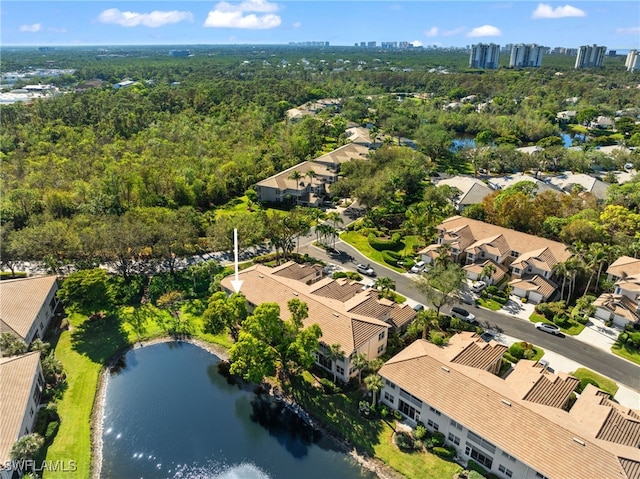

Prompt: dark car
xmin=451 ymin=306 xmax=478 ymax=325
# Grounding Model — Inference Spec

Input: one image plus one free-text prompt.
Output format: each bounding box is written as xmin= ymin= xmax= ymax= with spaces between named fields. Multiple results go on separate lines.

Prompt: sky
xmin=2 ymin=1 xmax=639 ymax=50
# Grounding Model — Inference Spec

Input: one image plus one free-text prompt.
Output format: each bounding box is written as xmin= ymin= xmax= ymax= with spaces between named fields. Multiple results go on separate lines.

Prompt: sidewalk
xmin=491 ymin=332 xmax=640 ymax=409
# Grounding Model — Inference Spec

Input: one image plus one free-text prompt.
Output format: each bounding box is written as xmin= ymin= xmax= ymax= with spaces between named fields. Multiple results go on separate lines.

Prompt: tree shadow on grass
xmin=71 ymin=314 xmax=129 ymax=364
xmin=283 ymin=375 xmax=383 ymax=457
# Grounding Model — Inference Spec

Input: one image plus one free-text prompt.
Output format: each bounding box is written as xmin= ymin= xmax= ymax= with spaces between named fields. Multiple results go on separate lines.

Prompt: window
xmin=318 ymin=354 xmax=331 ymax=369
xmin=399 ymin=389 xmax=422 ymax=408
xmin=450 ymin=420 xmax=463 ymax=431
xmin=377 ymin=344 xmax=385 ymax=354
xmin=336 ymin=365 xmax=344 ymax=375
xmin=501 ymin=451 xmax=516 ymax=462
xmin=465 ymin=444 xmax=493 ymax=469
xmin=378 ymin=331 xmax=386 ymax=341
xmin=385 ymin=379 xmax=396 ymax=390
xmin=513 ymin=267 xmax=521 ymax=274
xmin=30 ymin=407 xmax=34 ymax=417
xmin=447 ymin=433 xmax=460 ymax=445
xmin=498 ymin=465 xmax=513 ymax=477
xmin=535 ymin=473 xmax=550 ymax=479
xmin=383 ymin=392 xmax=395 ymax=403
xmin=427 ymin=419 xmax=439 ymax=431
xmin=398 ymin=400 xmax=420 ymax=421
xmin=511 ymin=251 xmax=520 ymax=258
xmin=467 ymin=431 xmax=496 ymax=453
xmin=40 ymin=321 xmax=44 ymax=330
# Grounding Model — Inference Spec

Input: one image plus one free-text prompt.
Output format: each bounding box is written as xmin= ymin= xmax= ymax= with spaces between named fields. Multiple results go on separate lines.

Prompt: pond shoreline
xmin=90 ymin=337 xmax=404 ymax=479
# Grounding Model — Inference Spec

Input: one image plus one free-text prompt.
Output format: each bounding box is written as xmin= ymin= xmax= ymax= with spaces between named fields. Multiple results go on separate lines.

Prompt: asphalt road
xmin=299 ymin=235 xmax=640 ymax=391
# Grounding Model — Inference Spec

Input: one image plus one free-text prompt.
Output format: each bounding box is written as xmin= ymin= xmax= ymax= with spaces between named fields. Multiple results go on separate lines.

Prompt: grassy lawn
xmin=476 ymin=298 xmax=502 ymax=311
xmin=529 ymin=312 xmax=585 ymax=336
xmin=340 ymin=232 xmax=405 ymax=273
xmin=570 ymin=367 xmax=619 ymax=397
xmin=611 ymin=341 xmax=640 ymax=366
xmin=44 ymin=302 xmax=231 ymax=478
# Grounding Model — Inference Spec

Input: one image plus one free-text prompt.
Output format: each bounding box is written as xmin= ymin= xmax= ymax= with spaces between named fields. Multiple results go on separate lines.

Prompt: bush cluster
xmin=507 ymin=341 xmax=536 ymax=360
xmin=367 ymin=232 xmax=402 ymax=252
xmin=619 ymin=328 xmax=640 ymax=349
xmin=318 ymin=377 xmax=341 ymax=394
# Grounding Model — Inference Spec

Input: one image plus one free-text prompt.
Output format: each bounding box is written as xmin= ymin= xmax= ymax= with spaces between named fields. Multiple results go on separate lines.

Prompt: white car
xmin=471 ymin=281 xmax=487 ymax=293
xmin=410 ymin=261 xmax=426 ymax=273
xmin=535 ymin=322 xmax=562 ymax=336
xmin=356 ymin=263 xmax=376 ymax=277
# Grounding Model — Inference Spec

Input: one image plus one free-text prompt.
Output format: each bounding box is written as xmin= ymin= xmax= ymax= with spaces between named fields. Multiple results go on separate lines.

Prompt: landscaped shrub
xmin=402 ymin=258 xmax=415 ymax=269
xmin=0 ymin=271 xmax=28 ymax=280
xmin=553 ymin=314 xmax=570 ymax=327
xmin=367 ymin=232 xmax=402 ymax=252
xmin=431 ymin=431 xmax=446 ymax=447
xmin=536 ymin=301 xmax=567 ymax=321
xmin=432 ymin=446 xmax=455 ymax=459
xmin=467 ymin=471 xmax=488 ymax=479
xmin=393 ymin=410 xmax=403 ymax=420
xmin=382 ymin=250 xmax=401 ymax=267
xmin=394 ymin=431 xmax=417 ymax=451
xmin=467 ymin=460 xmax=490 ymax=478
xmin=576 ymin=377 xmax=599 ymax=394
xmin=318 ymin=378 xmax=341 ymax=394
xmin=359 ymin=401 xmax=372 ymax=417
xmin=503 ymin=352 xmax=518 ymax=364
xmin=508 ymin=342 xmax=525 ymax=360
xmin=414 ymin=424 xmax=427 ymax=440
xmin=333 ymin=271 xmax=363 ymax=281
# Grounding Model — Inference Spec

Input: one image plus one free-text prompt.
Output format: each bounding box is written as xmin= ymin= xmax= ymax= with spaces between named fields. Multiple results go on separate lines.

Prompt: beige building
xmin=379 ymin=334 xmax=640 ymax=479
xmin=0 ymin=352 xmax=44 ymax=479
xmin=220 ymin=262 xmax=416 ymax=381
xmin=594 ymin=256 xmax=640 ymax=327
xmin=419 ymin=217 xmax=571 ymax=303
xmin=0 ymin=276 xmax=59 ymax=344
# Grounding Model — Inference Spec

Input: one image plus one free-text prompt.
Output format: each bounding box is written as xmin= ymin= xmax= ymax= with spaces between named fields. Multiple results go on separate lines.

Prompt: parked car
xmin=410 ymin=260 xmax=426 ymax=274
xmin=412 ymin=303 xmax=425 ymax=312
xmin=535 ymin=322 xmax=562 ymax=336
xmin=471 ymin=281 xmax=487 ymax=293
xmin=356 ymin=263 xmax=376 ymax=277
xmin=450 ymin=306 xmax=478 ymax=325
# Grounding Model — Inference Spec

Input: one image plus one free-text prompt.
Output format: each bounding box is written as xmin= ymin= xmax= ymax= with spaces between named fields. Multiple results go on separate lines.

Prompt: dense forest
xmin=2 ymin=45 xmax=640 ymax=281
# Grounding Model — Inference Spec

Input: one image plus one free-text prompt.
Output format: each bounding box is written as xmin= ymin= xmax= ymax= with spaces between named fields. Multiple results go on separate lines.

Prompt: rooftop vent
xmin=333 ymin=313 xmax=340 ymax=317
xmin=572 ymin=437 xmax=585 ymax=446
xmin=501 ymin=399 xmax=512 ymax=406
xmin=441 ymin=366 xmax=450 ymax=372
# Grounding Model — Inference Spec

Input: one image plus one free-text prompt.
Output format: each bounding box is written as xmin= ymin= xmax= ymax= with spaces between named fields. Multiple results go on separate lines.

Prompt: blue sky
xmin=2 ymin=1 xmax=639 ymax=49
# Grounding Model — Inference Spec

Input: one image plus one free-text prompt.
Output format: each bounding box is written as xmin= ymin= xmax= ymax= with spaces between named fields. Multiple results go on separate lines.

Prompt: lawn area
xmin=44 ymin=303 xmax=232 ymax=478
xmin=476 ymin=298 xmax=502 ymax=311
xmin=339 ymin=232 xmax=408 ymax=274
xmin=611 ymin=341 xmax=640 ymax=366
xmin=570 ymin=367 xmax=619 ymax=397
xmin=529 ymin=313 xmax=585 ymax=336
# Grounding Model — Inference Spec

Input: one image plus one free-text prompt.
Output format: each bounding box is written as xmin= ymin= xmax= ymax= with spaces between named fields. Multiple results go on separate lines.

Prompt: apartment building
xmin=594 ymin=256 xmax=640 ymax=327
xmin=509 ymin=44 xmax=544 ymax=68
xmin=575 ymin=44 xmax=606 ymax=68
xmin=220 ymin=262 xmax=416 ymax=382
xmin=469 ymin=43 xmax=500 ymax=69
xmin=626 ymin=50 xmax=639 ymax=72
xmin=379 ymin=335 xmax=640 ymax=479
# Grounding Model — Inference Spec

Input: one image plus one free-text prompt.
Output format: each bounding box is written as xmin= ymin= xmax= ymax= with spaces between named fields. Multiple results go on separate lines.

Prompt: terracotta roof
xmin=438 ymin=216 xmax=571 ymax=266
xmin=449 ymin=335 xmax=507 ymax=371
xmin=220 ymin=265 xmax=389 ymax=355
xmin=509 ymin=274 xmax=558 ymax=300
xmin=618 ymin=277 xmax=640 ymax=294
xmin=463 ymin=259 xmax=509 ymax=282
xmin=511 ymin=247 xmax=559 ymax=272
xmin=379 ymin=340 xmax=640 ymax=479
xmin=312 ymin=142 xmax=369 ymax=166
xmin=607 ymin=256 xmax=640 ymax=279
xmin=0 ymin=276 xmax=57 ymax=340
xmin=596 ymin=408 xmax=640 ymax=447
xmin=593 ymin=294 xmax=640 ymax=323
xmin=466 ymin=234 xmax=511 ymax=258
xmin=309 ymin=278 xmax=363 ymax=302
xmin=271 ymin=262 xmax=323 ymax=283
xmin=0 ymin=352 xmax=41 ymax=464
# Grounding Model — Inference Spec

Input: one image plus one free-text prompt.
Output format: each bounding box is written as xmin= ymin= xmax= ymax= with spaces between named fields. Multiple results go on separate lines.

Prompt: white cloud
xmin=532 ymin=3 xmax=586 ymax=19
xmin=98 ymin=8 xmax=194 ymax=28
xmin=204 ymin=0 xmax=281 ymax=29
xmin=48 ymin=27 xmax=68 ymax=33
xmin=19 ymin=23 xmax=41 ymax=32
xmin=615 ymin=26 xmax=640 ymax=35
xmin=292 ymin=21 xmax=301 ymax=29
xmin=424 ymin=26 xmax=465 ymax=37
xmin=411 ymin=40 xmax=423 ymax=47
xmin=467 ymin=25 xmax=502 ymax=37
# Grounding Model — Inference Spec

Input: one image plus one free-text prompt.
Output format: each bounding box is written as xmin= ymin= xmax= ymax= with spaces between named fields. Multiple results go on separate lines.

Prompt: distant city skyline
xmin=2 ymin=1 xmax=639 ymax=50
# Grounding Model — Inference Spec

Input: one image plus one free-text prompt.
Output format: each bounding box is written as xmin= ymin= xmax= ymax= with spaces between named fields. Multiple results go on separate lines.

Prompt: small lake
xmin=100 ymin=342 xmax=374 ymax=479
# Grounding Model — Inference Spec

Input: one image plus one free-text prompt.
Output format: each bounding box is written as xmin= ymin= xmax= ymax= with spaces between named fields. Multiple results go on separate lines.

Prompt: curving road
xmin=298 ymin=233 xmax=640 ymax=391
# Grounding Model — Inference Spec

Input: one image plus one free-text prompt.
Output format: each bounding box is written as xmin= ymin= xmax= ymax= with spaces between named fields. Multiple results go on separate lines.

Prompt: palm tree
xmin=414 ymin=309 xmax=440 ymax=340
xmin=328 ymin=343 xmax=345 ymax=383
xmin=325 ymin=211 xmax=344 ymax=248
xmin=480 ymin=262 xmax=497 ymax=284
xmin=374 ymin=276 xmax=396 ymax=299
xmin=288 ymin=170 xmax=304 ymax=188
xmin=352 ymin=353 xmax=369 ymax=384
xmin=552 ymin=261 xmax=569 ymax=302
xmin=583 ymin=243 xmax=606 ymax=297
xmin=315 ymin=223 xmax=332 ymax=247
xmin=364 ymin=374 xmax=384 ymax=406
xmin=10 ymin=433 xmax=44 ymax=475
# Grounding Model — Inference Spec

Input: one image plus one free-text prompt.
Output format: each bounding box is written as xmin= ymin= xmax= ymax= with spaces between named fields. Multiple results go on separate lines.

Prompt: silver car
xmin=535 ymin=322 xmax=562 ymax=335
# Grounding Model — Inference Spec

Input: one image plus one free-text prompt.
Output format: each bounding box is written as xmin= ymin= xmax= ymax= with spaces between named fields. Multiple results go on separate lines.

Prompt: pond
xmin=100 ymin=342 xmax=375 ymax=479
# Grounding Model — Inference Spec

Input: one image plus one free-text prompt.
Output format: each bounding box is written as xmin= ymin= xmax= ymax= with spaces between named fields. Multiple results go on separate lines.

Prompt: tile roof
xmin=379 ymin=340 xmax=640 ymax=479
xmin=255 ymin=160 xmax=334 ymax=191
xmin=593 ymin=294 xmax=640 ymax=323
xmin=271 ymin=262 xmax=323 ymax=283
xmin=0 ymin=352 xmax=41 ymax=464
xmin=607 ymin=256 xmax=640 ymax=279
xmin=220 ymin=265 xmax=389 ymax=354
xmin=448 ymin=335 xmax=507 ymax=371
xmin=309 ymin=278 xmax=363 ymax=302
xmin=463 ymin=260 xmax=509 ymax=282
xmin=311 ymin=142 xmax=369 ymax=167
xmin=509 ymin=274 xmax=558 ymax=299
xmin=511 ymin=247 xmax=559 ymax=272
xmin=0 ymin=276 xmax=58 ymax=340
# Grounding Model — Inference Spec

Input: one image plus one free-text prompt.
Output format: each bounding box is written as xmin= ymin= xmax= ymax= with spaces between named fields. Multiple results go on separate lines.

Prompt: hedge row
xmin=368 ymin=232 xmax=402 ymax=252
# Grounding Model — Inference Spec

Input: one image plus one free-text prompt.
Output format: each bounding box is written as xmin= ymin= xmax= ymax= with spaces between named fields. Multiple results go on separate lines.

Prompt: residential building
xmin=545 ymin=172 xmax=608 ymax=200
xmin=433 ymin=176 xmax=493 ymax=212
xmin=419 ymin=216 xmax=571 ymax=302
xmin=509 ymin=44 xmax=544 ymax=68
xmin=575 ymin=44 xmax=606 ymax=68
xmin=487 ymin=172 xmax=560 ymax=196
xmin=0 ymin=276 xmax=59 ymax=345
xmin=626 ymin=50 xmax=639 ymax=72
xmin=0 ymin=352 xmax=44 ymax=479
xmin=556 ymin=110 xmax=577 ymax=122
xmin=594 ymin=256 xmax=640 ymax=327
xmin=469 ymin=43 xmax=500 ymax=69
xmin=220 ymin=262 xmax=416 ymax=382
xmin=379 ymin=336 xmax=640 ymax=479
xmin=255 ymin=142 xmax=369 ymax=205
xmin=590 ymin=116 xmax=615 ymax=129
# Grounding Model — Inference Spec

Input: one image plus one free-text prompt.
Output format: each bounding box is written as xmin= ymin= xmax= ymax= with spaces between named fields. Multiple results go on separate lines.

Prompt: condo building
xmin=575 ymin=44 xmax=607 ymax=68
xmin=469 ymin=43 xmax=500 ymax=69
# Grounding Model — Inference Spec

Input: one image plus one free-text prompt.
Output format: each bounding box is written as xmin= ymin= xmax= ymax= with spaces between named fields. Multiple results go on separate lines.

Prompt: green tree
xmin=351 ymin=352 xmax=369 ymax=384
xmin=203 ymin=292 xmax=248 ymax=342
xmin=327 ymin=343 xmax=345 ymax=383
xmin=0 ymin=333 xmax=27 ymax=357
xmin=374 ymin=276 xmax=396 ymax=300
xmin=57 ymin=268 xmax=113 ymax=315
xmin=364 ymin=374 xmax=384 ymax=406
xmin=229 ymin=299 xmax=322 ymax=383
xmin=413 ymin=261 xmax=465 ymax=317
xmin=412 ymin=308 xmax=440 ymax=340
xmin=10 ymin=433 xmax=44 ymax=475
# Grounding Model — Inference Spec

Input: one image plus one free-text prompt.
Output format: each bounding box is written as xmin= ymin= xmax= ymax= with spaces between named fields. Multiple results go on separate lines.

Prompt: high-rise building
xmin=509 ymin=44 xmax=544 ymax=67
xmin=469 ymin=43 xmax=500 ymax=69
xmin=626 ymin=50 xmax=639 ymax=72
xmin=575 ymin=44 xmax=606 ymax=68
